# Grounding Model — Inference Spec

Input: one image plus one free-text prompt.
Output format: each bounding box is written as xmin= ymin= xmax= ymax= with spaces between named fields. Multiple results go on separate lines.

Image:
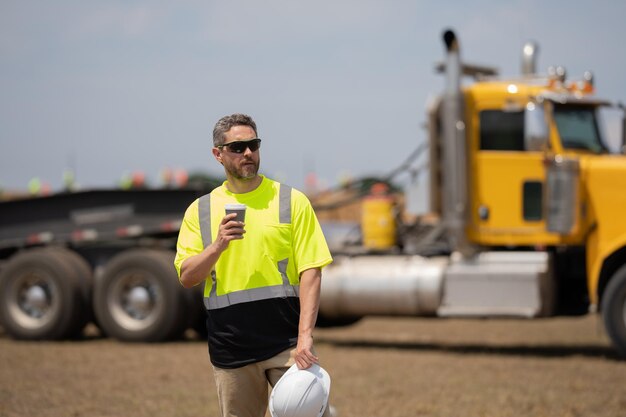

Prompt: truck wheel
xmin=47 ymin=247 xmax=94 ymax=335
xmin=0 ymin=248 xmax=89 ymax=340
xmin=48 ymin=247 xmax=92 ymax=298
xmin=93 ymin=249 xmax=187 ymax=342
xmin=601 ymin=264 xmax=626 ymax=357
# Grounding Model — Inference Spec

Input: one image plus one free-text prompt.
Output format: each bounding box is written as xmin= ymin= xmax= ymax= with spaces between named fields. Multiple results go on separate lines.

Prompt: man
xmin=174 ymin=113 xmax=333 ymax=417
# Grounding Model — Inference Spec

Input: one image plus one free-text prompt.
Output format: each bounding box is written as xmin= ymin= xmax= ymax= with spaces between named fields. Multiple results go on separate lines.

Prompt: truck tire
xmin=93 ymin=249 xmax=187 ymax=342
xmin=601 ymin=264 xmax=626 ymax=357
xmin=0 ymin=247 xmax=90 ymax=340
xmin=46 ymin=247 xmax=94 ymax=332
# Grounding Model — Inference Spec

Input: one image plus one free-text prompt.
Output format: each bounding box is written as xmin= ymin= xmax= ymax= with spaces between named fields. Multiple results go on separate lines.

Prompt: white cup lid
xmin=224 ymin=203 xmax=246 ymax=210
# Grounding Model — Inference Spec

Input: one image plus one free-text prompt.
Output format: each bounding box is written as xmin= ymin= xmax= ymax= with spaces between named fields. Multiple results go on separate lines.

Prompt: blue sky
xmin=1 ymin=1 xmax=625 ymax=193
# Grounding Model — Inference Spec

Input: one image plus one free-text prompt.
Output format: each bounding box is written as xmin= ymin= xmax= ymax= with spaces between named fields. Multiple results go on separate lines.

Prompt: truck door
xmin=468 ymin=106 xmax=548 ymax=246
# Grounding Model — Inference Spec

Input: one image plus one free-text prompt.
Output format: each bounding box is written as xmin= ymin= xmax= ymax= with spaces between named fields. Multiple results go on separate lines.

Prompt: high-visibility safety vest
xmin=174 ymin=176 xmax=333 ymax=312
xmin=198 ymin=183 xmax=298 ymax=310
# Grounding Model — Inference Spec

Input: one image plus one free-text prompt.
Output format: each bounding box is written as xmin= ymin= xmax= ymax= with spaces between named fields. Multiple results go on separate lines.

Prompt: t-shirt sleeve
xmin=290 ymin=189 xmax=333 ymax=275
xmin=174 ymin=199 xmax=204 ymax=277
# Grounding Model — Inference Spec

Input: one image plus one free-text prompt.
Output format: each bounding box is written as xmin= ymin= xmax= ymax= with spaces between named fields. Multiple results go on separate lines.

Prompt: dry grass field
xmin=1 ymin=315 xmax=625 ymax=417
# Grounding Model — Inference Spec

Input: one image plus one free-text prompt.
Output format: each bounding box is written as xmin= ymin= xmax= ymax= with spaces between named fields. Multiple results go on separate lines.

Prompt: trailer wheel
xmin=48 ymin=247 xmax=92 ymax=298
xmin=94 ymin=249 xmax=187 ymax=342
xmin=0 ymin=248 xmax=89 ymax=340
xmin=47 ymin=247 xmax=94 ymax=333
xmin=601 ymin=264 xmax=626 ymax=357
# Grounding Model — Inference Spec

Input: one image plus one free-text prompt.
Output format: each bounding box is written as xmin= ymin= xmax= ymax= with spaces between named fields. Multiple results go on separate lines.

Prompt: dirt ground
xmin=1 ymin=315 xmax=625 ymax=417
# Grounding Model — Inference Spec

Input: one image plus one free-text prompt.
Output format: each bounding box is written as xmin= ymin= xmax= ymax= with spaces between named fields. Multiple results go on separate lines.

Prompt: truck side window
xmin=522 ymin=181 xmax=543 ymax=221
xmin=480 ymin=110 xmax=525 ymax=151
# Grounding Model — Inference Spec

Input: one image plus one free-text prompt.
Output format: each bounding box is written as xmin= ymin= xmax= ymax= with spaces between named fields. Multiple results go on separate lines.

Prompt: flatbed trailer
xmin=0 ymin=188 xmax=210 ymax=342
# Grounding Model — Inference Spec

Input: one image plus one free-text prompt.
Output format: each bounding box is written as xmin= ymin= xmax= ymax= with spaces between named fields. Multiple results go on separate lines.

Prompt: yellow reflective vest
xmin=175 ymin=176 xmax=333 ymax=310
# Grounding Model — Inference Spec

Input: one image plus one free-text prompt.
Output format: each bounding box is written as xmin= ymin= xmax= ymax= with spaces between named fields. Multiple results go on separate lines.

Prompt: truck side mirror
xmin=524 ymin=102 xmax=549 ymax=151
xmin=621 ymin=103 xmax=626 ymax=154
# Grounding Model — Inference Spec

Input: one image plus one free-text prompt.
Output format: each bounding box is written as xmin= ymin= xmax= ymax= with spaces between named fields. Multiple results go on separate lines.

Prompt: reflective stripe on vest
xmin=198 ymin=183 xmax=298 ymax=310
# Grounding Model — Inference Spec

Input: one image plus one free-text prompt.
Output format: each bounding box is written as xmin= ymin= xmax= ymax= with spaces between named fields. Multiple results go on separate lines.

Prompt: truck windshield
xmin=553 ymin=104 xmax=608 ymax=153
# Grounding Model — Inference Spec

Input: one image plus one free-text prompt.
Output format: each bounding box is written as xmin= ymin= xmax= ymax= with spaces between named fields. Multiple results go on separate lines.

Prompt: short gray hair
xmin=212 ymin=113 xmax=258 ymax=147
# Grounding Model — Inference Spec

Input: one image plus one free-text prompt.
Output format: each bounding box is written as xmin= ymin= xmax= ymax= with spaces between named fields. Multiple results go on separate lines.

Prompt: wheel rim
xmin=7 ymin=270 xmax=60 ymax=330
xmin=107 ymin=269 xmax=163 ymax=332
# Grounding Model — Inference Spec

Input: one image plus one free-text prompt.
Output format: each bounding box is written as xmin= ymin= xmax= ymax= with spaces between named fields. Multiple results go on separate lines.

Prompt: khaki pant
xmin=212 ymin=347 xmax=332 ymax=417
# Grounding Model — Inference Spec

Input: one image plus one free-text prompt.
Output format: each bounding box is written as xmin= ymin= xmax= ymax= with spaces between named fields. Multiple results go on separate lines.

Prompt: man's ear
xmin=212 ymin=147 xmax=223 ymax=165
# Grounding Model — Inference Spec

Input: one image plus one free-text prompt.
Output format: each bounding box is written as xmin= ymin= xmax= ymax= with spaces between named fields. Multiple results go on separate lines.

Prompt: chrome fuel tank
xmin=320 ymin=255 xmax=447 ymax=318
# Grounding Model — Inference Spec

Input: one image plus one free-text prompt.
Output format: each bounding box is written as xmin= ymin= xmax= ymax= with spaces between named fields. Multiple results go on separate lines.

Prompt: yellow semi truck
xmin=319 ymin=29 xmax=626 ymax=356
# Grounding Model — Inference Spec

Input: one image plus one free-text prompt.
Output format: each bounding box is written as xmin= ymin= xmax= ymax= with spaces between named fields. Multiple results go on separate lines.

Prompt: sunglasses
xmin=217 ymin=138 xmax=262 ymax=154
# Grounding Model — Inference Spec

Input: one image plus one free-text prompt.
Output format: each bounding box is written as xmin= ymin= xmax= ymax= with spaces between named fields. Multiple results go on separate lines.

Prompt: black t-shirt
xmin=206 ymin=296 xmax=300 ymax=368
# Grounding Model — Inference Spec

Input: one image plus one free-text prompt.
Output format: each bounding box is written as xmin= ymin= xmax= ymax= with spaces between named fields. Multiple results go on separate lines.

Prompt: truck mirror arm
xmin=617 ymin=101 xmax=626 ymax=154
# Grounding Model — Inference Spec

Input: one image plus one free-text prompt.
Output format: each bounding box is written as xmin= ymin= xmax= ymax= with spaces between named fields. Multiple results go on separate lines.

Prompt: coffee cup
xmin=225 ymin=204 xmax=246 ymax=223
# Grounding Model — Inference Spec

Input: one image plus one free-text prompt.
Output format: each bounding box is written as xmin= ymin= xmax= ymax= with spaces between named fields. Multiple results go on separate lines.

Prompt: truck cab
xmin=427 ymin=31 xmax=626 ymax=353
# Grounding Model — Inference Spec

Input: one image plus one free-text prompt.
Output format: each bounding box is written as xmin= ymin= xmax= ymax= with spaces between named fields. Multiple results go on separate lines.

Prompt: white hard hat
xmin=269 ymin=363 xmax=331 ymax=417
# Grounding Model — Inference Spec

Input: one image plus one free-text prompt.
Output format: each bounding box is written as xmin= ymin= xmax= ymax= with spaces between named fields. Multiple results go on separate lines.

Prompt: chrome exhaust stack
xmin=521 ymin=41 xmax=539 ymax=76
xmin=440 ymin=30 xmax=472 ymax=256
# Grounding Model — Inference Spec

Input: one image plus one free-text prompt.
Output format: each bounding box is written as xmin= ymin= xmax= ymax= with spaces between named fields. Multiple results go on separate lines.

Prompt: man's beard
xmin=225 ymin=157 xmax=259 ymax=180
